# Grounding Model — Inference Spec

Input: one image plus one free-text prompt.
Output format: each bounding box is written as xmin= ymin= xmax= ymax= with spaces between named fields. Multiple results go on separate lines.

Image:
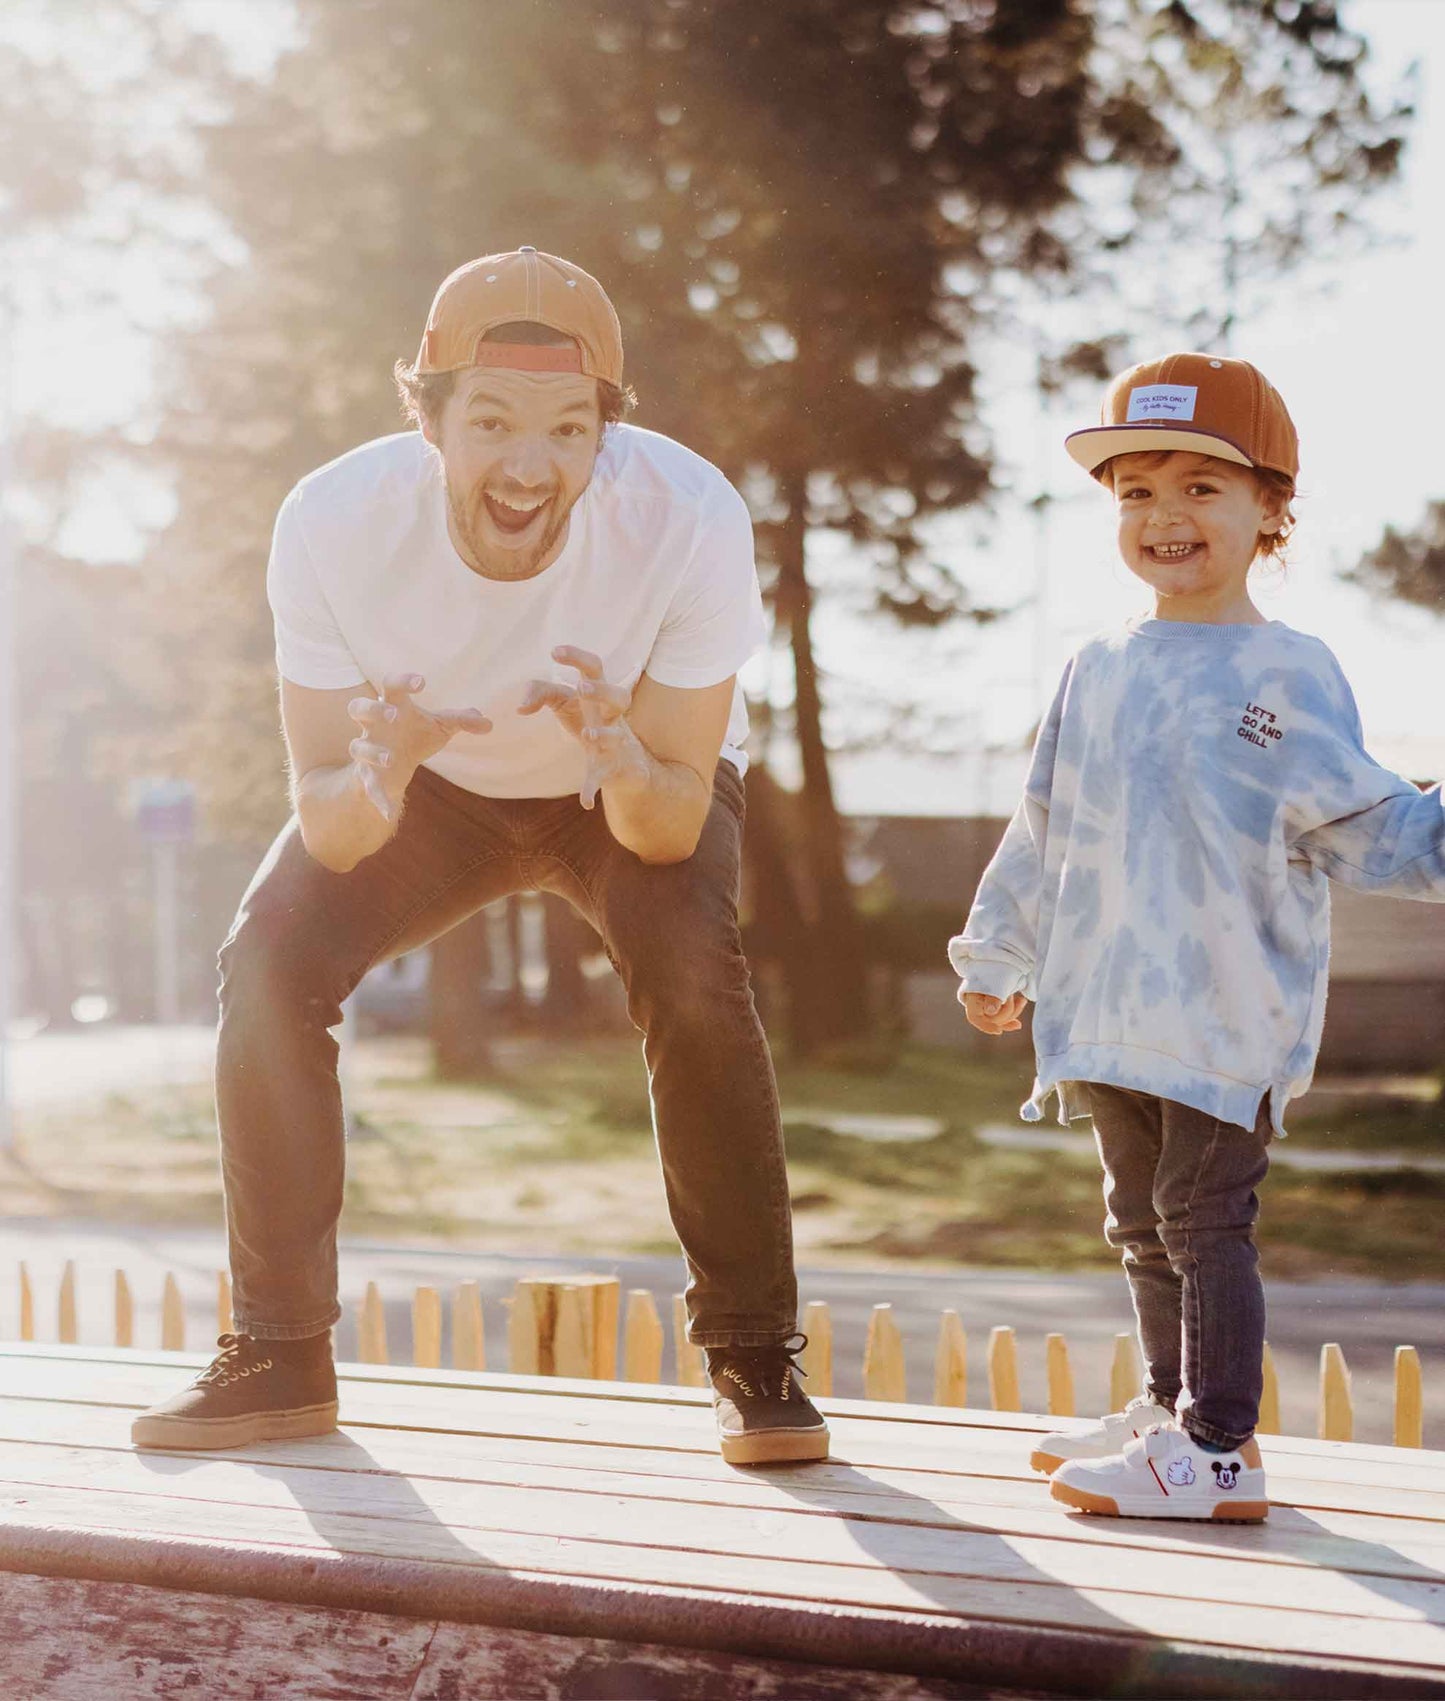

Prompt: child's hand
xmin=959 ymin=989 xmax=1028 ymax=1035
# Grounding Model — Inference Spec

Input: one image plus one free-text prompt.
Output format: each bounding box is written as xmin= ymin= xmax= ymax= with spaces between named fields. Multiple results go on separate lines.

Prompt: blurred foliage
xmin=1347 ymin=500 xmax=1445 ymax=616
xmin=0 ymin=0 xmax=1412 ymax=1042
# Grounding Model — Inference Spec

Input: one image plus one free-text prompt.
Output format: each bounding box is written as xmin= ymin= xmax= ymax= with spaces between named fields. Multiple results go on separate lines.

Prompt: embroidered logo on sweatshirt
xmin=1237 ymin=702 xmax=1284 ymax=749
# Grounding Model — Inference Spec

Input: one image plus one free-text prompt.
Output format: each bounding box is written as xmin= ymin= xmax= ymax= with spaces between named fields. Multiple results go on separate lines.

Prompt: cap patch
xmin=1126 ymin=384 xmax=1198 ymax=423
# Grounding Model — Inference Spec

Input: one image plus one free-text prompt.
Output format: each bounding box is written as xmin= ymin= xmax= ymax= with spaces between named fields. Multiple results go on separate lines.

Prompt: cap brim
xmin=1064 ymin=425 xmax=1255 ymax=475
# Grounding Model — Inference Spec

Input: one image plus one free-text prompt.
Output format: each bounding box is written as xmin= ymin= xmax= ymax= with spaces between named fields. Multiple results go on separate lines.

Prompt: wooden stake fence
xmin=7 ymin=1260 xmax=1431 ymax=1447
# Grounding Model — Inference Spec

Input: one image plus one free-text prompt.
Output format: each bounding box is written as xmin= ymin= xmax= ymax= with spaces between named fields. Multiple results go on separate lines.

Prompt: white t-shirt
xmin=266 ymin=425 xmax=768 ymax=798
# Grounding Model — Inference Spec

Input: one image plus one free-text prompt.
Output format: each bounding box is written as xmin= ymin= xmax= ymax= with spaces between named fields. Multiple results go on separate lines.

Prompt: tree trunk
xmin=772 ymin=469 xmax=871 ymax=1049
xmin=539 ymin=893 xmax=590 ymax=1033
xmin=428 ymin=911 xmax=493 ymax=1079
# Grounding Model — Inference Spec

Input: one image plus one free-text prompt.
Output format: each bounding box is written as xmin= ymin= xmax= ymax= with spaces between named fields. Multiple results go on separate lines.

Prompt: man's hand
xmin=960 ymin=989 xmax=1028 ymax=1035
xmin=347 ymin=672 xmax=491 ymax=820
xmin=519 ymin=646 xmax=650 ymax=809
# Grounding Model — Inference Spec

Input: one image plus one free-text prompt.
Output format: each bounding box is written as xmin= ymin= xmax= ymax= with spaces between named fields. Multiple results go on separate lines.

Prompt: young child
xmin=950 ymin=353 xmax=1445 ymax=1522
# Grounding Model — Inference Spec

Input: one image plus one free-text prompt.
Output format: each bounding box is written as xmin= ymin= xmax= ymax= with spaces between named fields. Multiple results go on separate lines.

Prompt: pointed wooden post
xmin=671 ymin=1294 xmax=708 ymax=1388
xmin=553 ymin=1285 xmax=594 ymax=1379
xmin=933 ymin=1310 xmax=968 ymax=1408
xmin=863 ymin=1304 xmax=907 ymax=1403
xmin=1319 ymin=1342 xmax=1353 ymax=1442
xmin=217 ymin=1270 xmax=233 ymax=1338
xmin=58 ymin=1261 xmax=77 ymax=1344
xmin=358 ymin=1281 xmax=389 ymax=1365
xmin=1394 ymin=1345 xmax=1423 ymax=1449
xmin=622 ymin=1289 xmax=663 ymax=1383
xmin=161 ymin=1273 xmax=185 ymax=1350
xmin=18 ymin=1262 xmax=33 ymax=1341
xmin=1045 ymin=1332 xmax=1074 ymax=1417
xmin=799 ymin=1301 xmax=833 ymax=1397
xmin=412 ymin=1286 xmax=442 ymax=1368
xmin=987 ymin=1325 xmax=1020 ymax=1411
xmin=113 ymin=1271 xmax=133 ymax=1349
xmin=509 ymin=1280 xmax=548 ymax=1375
xmin=452 ymin=1281 xmax=485 ymax=1371
xmin=1259 ymin=1342 xmax=1281 ymax=1436
xmin=1110 ymin=1333 xmax=1143 ymax=1412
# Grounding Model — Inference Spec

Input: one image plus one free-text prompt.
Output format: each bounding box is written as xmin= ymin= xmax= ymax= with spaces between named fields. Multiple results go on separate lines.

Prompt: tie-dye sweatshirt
xmin=949 ymin=619 xmax=1445 ymax=1135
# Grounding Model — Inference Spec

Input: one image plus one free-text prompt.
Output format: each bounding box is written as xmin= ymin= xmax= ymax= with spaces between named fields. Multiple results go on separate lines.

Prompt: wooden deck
xmin=2 ymin=1344 xmax=1445 ymax=1699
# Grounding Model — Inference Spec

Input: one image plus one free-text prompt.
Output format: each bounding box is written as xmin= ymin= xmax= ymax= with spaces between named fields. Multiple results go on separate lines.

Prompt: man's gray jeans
xmin=215 ymin=759 xmax=799 ymax=1349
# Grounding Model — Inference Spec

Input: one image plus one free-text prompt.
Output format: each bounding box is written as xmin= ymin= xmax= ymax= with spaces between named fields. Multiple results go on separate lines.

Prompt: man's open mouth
xmin=482 ymin=491 xmax=550 ymax=537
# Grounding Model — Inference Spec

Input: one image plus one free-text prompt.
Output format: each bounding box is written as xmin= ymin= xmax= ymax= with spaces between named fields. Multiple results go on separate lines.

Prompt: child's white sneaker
xmin=1029 ymin=1395 xmax=1175 ymax=1473
xmin=1050 ymin=1423 xmax=1268 ymax=1521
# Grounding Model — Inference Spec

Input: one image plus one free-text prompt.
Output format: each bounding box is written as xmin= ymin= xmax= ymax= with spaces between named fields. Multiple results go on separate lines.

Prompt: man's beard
xmin=447 ymin=476 xmax=573 ymax=582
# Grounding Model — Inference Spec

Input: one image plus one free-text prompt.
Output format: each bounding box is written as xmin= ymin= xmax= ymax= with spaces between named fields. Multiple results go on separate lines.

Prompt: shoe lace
xmin=196 ymin=1332 xmax=273 ymax=1388
xmin=717 ymin=1334 xmax=810 ymax=1401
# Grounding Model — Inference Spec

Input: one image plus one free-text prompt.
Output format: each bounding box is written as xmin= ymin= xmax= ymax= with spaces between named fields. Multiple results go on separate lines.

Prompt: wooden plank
xmin=0 ymin=1571 xmax=435 ymax=1698
xmin=7 ymin=1438 xmax=1445 ymax=1632
xmin=553 ymin=1285 xmax=593 ymax=1379
xmin=987 ymin=1326 xmax=1020 ymax=1412
xmin=18 ymin=1263 xmax=33 ymax=1342
xmin=8 ymin=1354 xmax=1445 ymax=1507
xmin=4 ymin=1340 xmax=1428 ymax=1462
xmin=217 ymin=1269 xmax=233 ymax=1337
xmin=7 ymin=1479 xmax=1445 ymax=1673
xmin=10 ymin=1406 xmax=1445 ymax=1587
xmin=8 ymin=1388 xmax=1441 ymax=1558
xmin=0 ymin=1574 xmax=1039 ymax=1701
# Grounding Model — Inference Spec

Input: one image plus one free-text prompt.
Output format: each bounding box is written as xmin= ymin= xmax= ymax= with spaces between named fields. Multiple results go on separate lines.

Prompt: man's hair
xmin=394 ymin=321 xmax=636 ymax=433
xmin=1098 ymin=449 xmax=1296 ymax=564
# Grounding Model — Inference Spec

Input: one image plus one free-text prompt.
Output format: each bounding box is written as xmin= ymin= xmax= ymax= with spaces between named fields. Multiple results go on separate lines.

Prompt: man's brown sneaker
xmin=705 ymin=1337 xmax=829 ymax=1466
xmin=131 ymin=1331 xmax=338 ymax=1450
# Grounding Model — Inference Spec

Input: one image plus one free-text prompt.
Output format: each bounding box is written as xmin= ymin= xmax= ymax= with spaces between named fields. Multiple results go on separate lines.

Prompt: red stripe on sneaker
xmin=1147 ymin=1457 xmax=1169 ymax=1496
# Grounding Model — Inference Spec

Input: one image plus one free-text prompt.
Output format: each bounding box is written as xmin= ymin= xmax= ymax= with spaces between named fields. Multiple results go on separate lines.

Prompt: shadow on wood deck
xmin=1 ymin=1343 xmax=1444 ymax=1699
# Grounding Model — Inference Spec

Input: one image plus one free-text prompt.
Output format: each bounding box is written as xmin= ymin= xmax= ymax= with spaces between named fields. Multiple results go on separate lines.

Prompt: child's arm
xmin=948 ymin=664 xmax=1071 ymax=1021
xmin=1290 ymin=651 xmax=1445 ymax=899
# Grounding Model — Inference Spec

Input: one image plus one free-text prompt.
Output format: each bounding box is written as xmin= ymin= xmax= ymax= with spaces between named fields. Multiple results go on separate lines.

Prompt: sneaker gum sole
xmin=1030 ymin=1447 xmax=1066 ymax=1473
xmin=1051 ymin=1478 xmax=1268 ymax=1522
xmin=130 ymin=1401 xmax=340 ymax=1452
xmin=719 ymin=1424 xmax=830 ymax=1467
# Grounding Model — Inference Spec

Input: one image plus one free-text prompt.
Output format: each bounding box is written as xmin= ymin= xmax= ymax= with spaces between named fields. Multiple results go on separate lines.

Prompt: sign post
xmin=131 ymin=779 xmax=196 ymax=1026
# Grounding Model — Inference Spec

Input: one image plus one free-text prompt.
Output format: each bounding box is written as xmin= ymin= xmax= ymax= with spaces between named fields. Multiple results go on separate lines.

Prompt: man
xmin=131 ymin=248 xmax=828 ymax=1467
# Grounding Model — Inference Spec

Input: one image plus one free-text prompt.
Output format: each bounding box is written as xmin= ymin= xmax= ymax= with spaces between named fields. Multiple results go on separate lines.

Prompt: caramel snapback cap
xmin=1065 ymin=353 xmax=1298 ymax=481
xmin=414 ymin=246 xmax=624 ymax=386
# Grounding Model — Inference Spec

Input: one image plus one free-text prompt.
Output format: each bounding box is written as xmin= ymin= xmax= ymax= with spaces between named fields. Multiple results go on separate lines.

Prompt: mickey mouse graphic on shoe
xmin=1050 ymin=1423 xmax=1268 ymax=1522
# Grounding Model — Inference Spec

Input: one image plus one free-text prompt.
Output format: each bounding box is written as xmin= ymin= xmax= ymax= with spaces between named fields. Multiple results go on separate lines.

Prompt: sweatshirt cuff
xmin=949 ymin=954 xmax=1028 ymax=1003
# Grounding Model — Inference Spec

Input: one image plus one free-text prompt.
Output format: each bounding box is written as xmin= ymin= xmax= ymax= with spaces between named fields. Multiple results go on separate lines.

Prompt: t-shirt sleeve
xmin=265 ymin=488 xmax=369 ymax=690
xmin=643 ymin=483 xmax=768 ymax=690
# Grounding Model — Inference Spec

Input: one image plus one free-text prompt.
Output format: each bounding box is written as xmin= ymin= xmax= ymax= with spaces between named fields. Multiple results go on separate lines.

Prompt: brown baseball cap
xmin=1065 ymin=353 xmax=1298 ymax=482
xmin=414 ymin=247 xmax=624 ymax=386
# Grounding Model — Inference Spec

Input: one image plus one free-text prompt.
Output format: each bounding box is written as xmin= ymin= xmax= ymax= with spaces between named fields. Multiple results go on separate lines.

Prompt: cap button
xmin=1209 ymin=359 xmax=1223 ymax=369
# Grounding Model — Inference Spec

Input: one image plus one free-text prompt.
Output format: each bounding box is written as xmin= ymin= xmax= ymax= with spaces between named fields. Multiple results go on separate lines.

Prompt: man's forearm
xmin=295 ymin=762 xmax=402 ymax=873
xmin=600 ymin=735 xmax=713 ymax=864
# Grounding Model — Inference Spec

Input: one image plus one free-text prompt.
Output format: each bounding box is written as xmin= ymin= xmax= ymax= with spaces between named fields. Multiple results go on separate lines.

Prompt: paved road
xmin=5 ymin=1218 xmax=1439 ymax=1447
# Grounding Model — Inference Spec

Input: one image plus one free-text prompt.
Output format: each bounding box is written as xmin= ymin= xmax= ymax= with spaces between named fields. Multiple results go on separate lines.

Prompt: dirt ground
xmin=4 ymin=1034 xmax=1444 ymax=1280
